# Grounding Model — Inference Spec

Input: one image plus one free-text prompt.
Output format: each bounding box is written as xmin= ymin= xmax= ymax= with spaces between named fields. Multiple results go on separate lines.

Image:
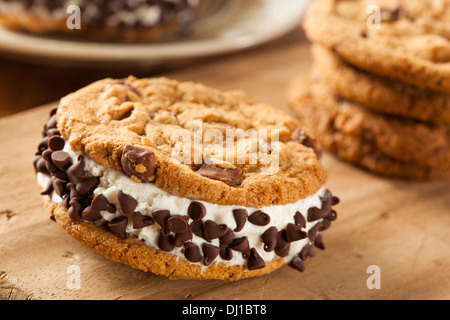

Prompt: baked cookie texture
xmin=312 ymin=45 xmax=450 ymax=124
xmin=287 ymin=74 xmax=450 ymax=180
xmin=303 ymin=0 xmax=450 ymax=93
xmin=57 ymin=76 xmax=327 ymax=208
xmin=287 ymin=0 xmax=450 ymax=180
xmin=34 ymin=77 xmax=339 ymax=280
xmin=0 ymin=0 xmax=201 ymax=41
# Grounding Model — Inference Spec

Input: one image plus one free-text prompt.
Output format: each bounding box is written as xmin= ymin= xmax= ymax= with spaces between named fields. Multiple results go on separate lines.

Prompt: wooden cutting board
xmin=0 ymin=38 xmax=449 ymax=301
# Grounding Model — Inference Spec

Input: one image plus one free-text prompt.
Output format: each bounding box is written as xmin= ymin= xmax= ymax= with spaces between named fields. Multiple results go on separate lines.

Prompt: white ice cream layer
xmin=37 ymin=142 xmax=327 ymax=270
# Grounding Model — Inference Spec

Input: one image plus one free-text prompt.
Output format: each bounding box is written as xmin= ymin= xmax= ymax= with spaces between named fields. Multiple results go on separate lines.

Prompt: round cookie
xmin=287 ymin=74 xmax=450 ymax=180
xmin=303 ymin=0 xmax=450 ymax=93
xmin=0 ymin=0 xmax=201 ymax=42
xmin=309 ymin=71 xmax=450 ymax=169
xmin=311 ymin=45 xmax=450 ymax=124
xmin=57 ymin=76 xmax=327 ymax=208
xmin=34 ymin=78 xmax=339 ymax=280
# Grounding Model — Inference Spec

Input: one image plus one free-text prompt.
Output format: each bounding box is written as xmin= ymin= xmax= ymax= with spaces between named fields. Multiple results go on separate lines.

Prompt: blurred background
xmin=0 ymin=0 xmax=309 ymax=117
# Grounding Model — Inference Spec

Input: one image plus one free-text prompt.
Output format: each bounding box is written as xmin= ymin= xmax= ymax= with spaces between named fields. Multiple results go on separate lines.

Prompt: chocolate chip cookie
xmin=34 ymin=77 xmax=339 ymax=280
xmin=303 ymin=0 xmax=450 ymax=93
xmin=287 ymin=73 xmax=450 ymax=179
xmin=0 ymin=0 xmax=201 ymax=41
xmin=312 ymin=45 xmax=450 ymax=124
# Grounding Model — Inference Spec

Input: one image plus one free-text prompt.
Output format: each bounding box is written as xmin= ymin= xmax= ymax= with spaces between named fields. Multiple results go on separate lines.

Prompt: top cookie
xmin=57 ymin=76 xmax=326 ymax=208
xmin=303 ymin=0 xmax=450 ymax=93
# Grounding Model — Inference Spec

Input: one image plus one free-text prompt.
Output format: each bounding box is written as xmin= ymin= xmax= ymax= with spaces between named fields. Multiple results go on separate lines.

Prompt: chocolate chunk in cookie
xmin=121 ymin=145 xmax=156 ymax=183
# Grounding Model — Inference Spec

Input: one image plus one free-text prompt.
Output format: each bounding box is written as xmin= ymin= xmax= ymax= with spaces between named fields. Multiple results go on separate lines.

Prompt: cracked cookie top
xmin=303 ymin=0 xmax=450 ymax=93
xmin=57 ymin=76 xmax=327 ymax=208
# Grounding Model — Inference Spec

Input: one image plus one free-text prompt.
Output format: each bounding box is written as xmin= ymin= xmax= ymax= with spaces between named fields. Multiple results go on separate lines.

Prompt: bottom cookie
xmin=287 ymin=74 xmax=450 ymax=180
xmin=45 ymin=199 xmax=287 ymax=280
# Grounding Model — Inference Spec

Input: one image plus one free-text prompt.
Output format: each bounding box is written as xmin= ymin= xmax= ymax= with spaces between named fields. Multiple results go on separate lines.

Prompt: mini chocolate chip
xmin=166 ymin=216 xmax=188 ymax=234
xmin=294 ymin=211 xmax=306 ymax=228
xmin=288 ymin=256 xmax=305 ymax=272
xmin=91 ymin=194 xmax=116 ymax=213
xmin=275 ymin=230 xmax=290 ymax=257
xmin=51 ymin=151 xmax=72 ymax=171
xmin=325 ymin=210 xmax=338 ymax=222
xmin=37 ymin=136 xmax=49 ymax=154
xmin=220 ymin=246 xmax=233 ymax=260
xmin=286 ymin=223 xmax=308 ymax=243
xmin=307 ymin=207 xmax=328 ymax=223
xmin=314 ymin=232 xmax=325 ymax=250
xmin=117 ymin=190 xmax=138 ymax=215
xmin=52 ymin=178 xmax=68 ymax=197
xmin=174 ymin=227 xmax=193 ymax=247
xmin=48 ymin=136 xmax=65 ymax=151
xmin=299 ymin=243 xmax=314 ymax=261
xmin=158 ymin=229 xmax=175 ymax=252
xmin=331 ymin=196 xmax=340 ymax=206
xmin=247 ymin=248 xmax=265 ymax=270
xmin=202 ymin=243 xmax=220 ymax=266
xmin=204 ymin=220 xmax=229 ymax=241
xmin=229 ymin=237 xmax=250 ymax=257
xmin=40 ymin=179 xmax=53 ymax=195
xmin=46 ymin=114 xmax=57 ymax=129
xmin=67 ymin=182 xmax=83 ymax=200
xmin=153 ymin=210 xmax=171 ymax=229
xmin=81 ymin=206 xmax=102 ymax=222
xmin=190 ymin=220 xmax=204 ymax=238
xmin=308 ymin=222 xmax=323 ymax=242
xmin=121 ymin=145 xmax=156 ymax=183
xmin=68 ymin=200 xmax=83 ymax=223
xmin=35 ymin=157 xmax=49 ymax=174
xmin=67 ymin=156 xmax=86 ymax=178
xmin=108 ymin=216 xmax=128 ymax=239
xmin=197 ymin=163 xmax=242 ymax=187
xmin=133 ymin=211 xmax=155 ymax=229
xmin=41 ymin=124 xmax=48 ymax=138
xmin=248 ymin=210 xmax=270 ymax=226
xmin=45 ymin=157 xmax=59 ymax=174
xmin=76 ymin=177 xmax=100 ymax=197
xmin=261 ymin=226 xmax=278 ymax=252
xmin=187 ymin=202 xmax=206 ymax=221
xmin=184 ymin=242 xmax=202 ymax=263
xmin=219 ymin=228 xmax=234 ymax=246
xmin=33 ymin=155 xmax=41 ymax=167
xmin=232 ymin=209 xmax=248 ymax=232
xmin=42 ymin=149 xmax=53 ymax=161
xmin=320 ymin=219 xmax=331 ymax=231
xmin=62 ymin=194 xmax=70 ymax=209
xmin=46 ymin=128 xmax=60 ymax=137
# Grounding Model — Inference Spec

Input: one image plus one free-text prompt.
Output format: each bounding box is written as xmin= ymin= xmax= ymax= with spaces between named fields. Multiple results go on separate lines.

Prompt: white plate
xmin=0 ymin=0 xmax=309 ymax=67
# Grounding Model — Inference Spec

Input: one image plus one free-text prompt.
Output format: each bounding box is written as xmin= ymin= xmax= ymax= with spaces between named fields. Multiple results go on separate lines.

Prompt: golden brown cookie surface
xmin=287 ymin=74 xmax=450 ymax=179
xmin=312 ymin=45 xmax=450 ymax=124
xmin=57 ymin=76 xmax=327 ymax=208
xmin=303 ymin=0 xmax=450 ymax=93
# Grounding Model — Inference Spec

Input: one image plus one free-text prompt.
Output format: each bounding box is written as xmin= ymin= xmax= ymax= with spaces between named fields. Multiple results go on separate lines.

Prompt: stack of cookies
xmin=287 ymin=0 xmax=450 ymax=179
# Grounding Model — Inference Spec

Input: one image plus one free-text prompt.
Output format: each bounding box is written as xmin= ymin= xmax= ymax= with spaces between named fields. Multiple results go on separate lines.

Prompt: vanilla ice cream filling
xmin=37 ymin=142 xmax=328 ymax=270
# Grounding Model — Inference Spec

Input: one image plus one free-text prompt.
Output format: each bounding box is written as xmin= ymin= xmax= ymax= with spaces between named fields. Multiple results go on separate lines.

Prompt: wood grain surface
xmin=0 ymin=33 xmax=449 ymax=300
